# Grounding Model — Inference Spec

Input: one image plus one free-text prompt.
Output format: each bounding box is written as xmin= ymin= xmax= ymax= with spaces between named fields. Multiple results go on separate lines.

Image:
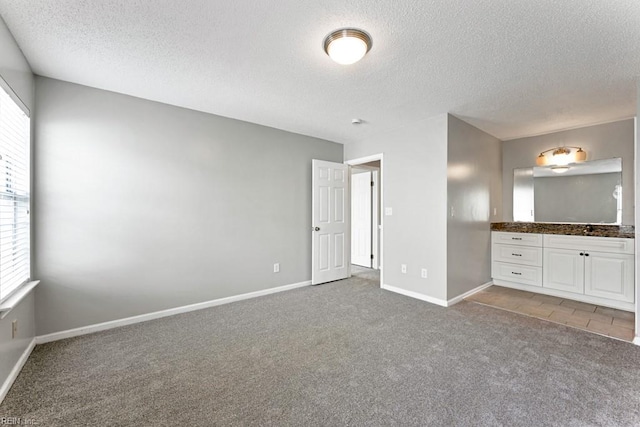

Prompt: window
xmin=0 ymin=81 xmax=30 ymax=303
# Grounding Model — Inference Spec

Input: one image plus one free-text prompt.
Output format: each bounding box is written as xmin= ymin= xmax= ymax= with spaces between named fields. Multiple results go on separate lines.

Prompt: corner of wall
xmin=0 ymin=14 xmax=37 ymax=404
xmin=346 ymin=113 xmax=449 ymax=302
xmin=445 ymin=116 xmax=502 ymax=300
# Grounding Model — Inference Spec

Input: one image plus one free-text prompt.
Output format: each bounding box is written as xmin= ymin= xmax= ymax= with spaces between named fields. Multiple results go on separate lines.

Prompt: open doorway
xmin=346 ymin=154 xmax=383 ymax=286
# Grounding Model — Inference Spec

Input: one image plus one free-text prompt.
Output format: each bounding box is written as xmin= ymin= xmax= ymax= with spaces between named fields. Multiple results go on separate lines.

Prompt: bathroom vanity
xmin=491 ymin=223 xmax=635 ymax=312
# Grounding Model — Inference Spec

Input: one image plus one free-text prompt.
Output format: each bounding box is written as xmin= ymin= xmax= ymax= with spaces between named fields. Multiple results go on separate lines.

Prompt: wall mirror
xmin=513 ymin=158 xmax=622 ymax=224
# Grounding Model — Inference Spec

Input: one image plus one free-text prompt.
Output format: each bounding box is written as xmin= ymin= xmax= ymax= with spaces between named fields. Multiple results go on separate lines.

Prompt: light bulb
xmin=327 ymin=37 xmax=367 ymax=65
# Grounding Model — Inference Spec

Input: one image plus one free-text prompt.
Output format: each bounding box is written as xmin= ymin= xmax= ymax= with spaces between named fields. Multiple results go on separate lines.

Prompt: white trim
xmin=0 ymin=338 xmax=35 ymax=404
xmin=36 ymin=280 xmax=310 ymax=344
xmin=635 ymin=114 xmax=639 ymax=347
xmin=0 ymin=281 xmax=40 ymax=320
xmin=446 ymin=281 xmax=493 ymax=306
xmin=371 ymin=170 xmax=380 ymax=269
xmin=345 ymin=154 xmax=383 ymax=166
xmin=0 ymin=74 xmax=30 ymax=116
xmin=382 ymin=281 xmax=492 ymax=308
xmin=346 ymin=153 xmax=384 ymax=287
xmin=349 ymin=164 xmax=378 ymax=172
xmin=382 ymin=284 xmax=448 ymax=307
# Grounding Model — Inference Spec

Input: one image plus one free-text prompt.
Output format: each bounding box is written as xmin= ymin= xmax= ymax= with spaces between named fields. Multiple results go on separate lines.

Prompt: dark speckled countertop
xmin=491 ymin=222 xmax=635 ymax=239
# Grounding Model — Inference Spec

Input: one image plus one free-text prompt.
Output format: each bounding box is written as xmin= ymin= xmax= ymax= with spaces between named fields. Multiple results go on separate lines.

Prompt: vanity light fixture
xmin=536 ymin=146 xmax=586 ymax=167
xmin=323 ymin=28 xmax=372 ymax=65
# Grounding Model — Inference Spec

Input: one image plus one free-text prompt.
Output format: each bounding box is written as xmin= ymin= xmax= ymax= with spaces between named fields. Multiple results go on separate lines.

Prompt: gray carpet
xmin=350 ymin=264 xmax=380 ymax=282
xmin=1 ymin=272 xmax=640 ymax=426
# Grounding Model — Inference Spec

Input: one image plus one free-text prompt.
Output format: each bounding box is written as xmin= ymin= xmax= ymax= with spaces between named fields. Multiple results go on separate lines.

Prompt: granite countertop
xmin=490 ymin=222 xmax=635 ymax=239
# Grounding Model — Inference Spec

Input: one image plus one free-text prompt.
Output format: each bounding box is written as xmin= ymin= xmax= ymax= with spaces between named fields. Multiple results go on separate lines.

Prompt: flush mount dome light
xmin=324 ymin=28 xmax=372 ymax=65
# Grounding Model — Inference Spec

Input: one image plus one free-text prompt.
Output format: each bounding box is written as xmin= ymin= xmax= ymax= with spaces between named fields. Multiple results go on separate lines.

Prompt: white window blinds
xmin=0 ymin=83 xmax=30 ymax=302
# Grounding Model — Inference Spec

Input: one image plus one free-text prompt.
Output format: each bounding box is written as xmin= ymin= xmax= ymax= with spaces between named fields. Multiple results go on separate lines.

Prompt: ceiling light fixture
xmin=536 ymin=146 xmax=586 ymax=167
xmin=323 ymin=28 xmax=372 ymax=65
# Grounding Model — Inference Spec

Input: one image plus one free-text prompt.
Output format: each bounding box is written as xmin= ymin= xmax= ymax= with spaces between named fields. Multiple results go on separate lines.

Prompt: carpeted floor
xmin=2 ymin=271 xmax=640 ymax=426
xmin=350 ymin=264 xmax=380 ymax=282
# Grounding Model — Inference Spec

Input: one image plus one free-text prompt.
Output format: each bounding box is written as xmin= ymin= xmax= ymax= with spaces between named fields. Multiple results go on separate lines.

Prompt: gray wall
xmin=534 ymin=173 xmax=620 ymax=223
xmin=0 ymin=16 xmax=36 ymax=396
xmin=345 ymin=114 xmax=449 ymax=301
xmin=34 ymin=77 xmax=342 ymax=335
xmin=502 ymin=119 xmax=635 ymax=224
xmin=447 ymin=115 xmax=502 ymax=300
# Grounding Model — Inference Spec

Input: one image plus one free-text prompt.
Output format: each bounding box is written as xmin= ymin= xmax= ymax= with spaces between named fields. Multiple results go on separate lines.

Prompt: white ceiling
xmin=0 ymin=1 xmax=639 ymax=144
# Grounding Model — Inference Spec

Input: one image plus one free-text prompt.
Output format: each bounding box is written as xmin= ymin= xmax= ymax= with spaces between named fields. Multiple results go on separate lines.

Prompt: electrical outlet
xmin=11 ymin=320 xmax=17 ymax=339
xmin=273 ymin=263 xmax=280 ymax=273
xmin=401 ymin=264 xmax=407 ymax=274
xmin=493 ymin=207 xmax=497 ymax=216
xmin=421 ymin=268 xmax=428 ymax=279
xmin=385 ymin=207 xmax=393 ymax=216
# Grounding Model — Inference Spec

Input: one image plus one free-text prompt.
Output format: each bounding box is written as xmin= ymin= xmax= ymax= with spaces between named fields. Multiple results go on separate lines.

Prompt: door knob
xmin=313 ymin=227 xmax=320 ymax=231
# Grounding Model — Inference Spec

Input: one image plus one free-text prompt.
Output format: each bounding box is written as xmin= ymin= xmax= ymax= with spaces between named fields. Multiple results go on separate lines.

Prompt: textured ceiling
xmin=0 ymin=1 xmax=639 ymax=144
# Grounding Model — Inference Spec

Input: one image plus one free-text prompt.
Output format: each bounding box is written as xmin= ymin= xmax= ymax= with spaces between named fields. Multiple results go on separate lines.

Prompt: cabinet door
xmin=543 ymin=248 xmax=584 ymax=293
xmin=584 ymin=251 xmax=635 ymax=303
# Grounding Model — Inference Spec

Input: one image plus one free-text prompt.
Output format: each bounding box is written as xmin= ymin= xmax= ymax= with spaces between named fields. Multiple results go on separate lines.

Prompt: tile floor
xmin=466 ymin=285 xmax=635 ymax=342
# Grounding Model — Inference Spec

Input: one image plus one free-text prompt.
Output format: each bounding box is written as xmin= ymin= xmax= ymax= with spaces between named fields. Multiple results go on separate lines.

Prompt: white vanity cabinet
xmin=543 ymin=247 xmax=584 ymax=294
xmin=491 ymin=231 xmax=635 ymax=311
xmin=543 ymin=234 xmax=634 ymax=305
xmin=491 ymin=232 xmax=543 ymax=287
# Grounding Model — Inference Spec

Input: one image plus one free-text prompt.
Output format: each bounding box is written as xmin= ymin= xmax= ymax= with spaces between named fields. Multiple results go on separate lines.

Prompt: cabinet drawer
xmin=543 ymin=234 xmax=634 ymax=254
xmin=492 ymin=244 xmax=542 ymax=267
xmin=492 ymin=262 xmax=542 ymax=287
xmin=492 ymin=232 xmax=542 ymax=247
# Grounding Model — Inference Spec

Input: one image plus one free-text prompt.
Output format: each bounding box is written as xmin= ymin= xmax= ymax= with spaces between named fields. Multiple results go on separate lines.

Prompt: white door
xmin=543 ymin=248 xmax=584 ymax=293
xmin=584 ymin=251 xmax=635 ymax=303
xmin=351 ymin=171 xmax=372 ymax=267
xmin=312 ymin=160 xmax=349 ymax=285
xmin=371 ymin=170 xmax=380 ymax=269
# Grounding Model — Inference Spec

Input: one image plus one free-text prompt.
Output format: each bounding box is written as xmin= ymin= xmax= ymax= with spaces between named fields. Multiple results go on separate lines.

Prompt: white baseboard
xmin=446 ymin=281 xmax=493 ymax=306
xmin=0 ymin=338 xmax=35 ymax=404
xmin=633 ymin=336 xmax=640 ymax=346
xmin=381 ymin=284 xmax=448 ymax=307
xmin=36 ymin=280 xmax=311 ymax=344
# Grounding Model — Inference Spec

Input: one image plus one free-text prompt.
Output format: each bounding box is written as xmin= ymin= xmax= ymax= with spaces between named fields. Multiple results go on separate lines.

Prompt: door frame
xmin=345 ymin=153 xmax=384 ymax=287
xmin=350 ymin=169 xmax=373 ymax=268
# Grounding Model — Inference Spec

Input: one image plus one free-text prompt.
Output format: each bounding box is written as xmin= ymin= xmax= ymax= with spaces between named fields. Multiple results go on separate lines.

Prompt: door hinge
xmin=371 ymin=181 xmax=374 ymax=186
xmin=370 ymin=254 xmax=374 ymax=259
